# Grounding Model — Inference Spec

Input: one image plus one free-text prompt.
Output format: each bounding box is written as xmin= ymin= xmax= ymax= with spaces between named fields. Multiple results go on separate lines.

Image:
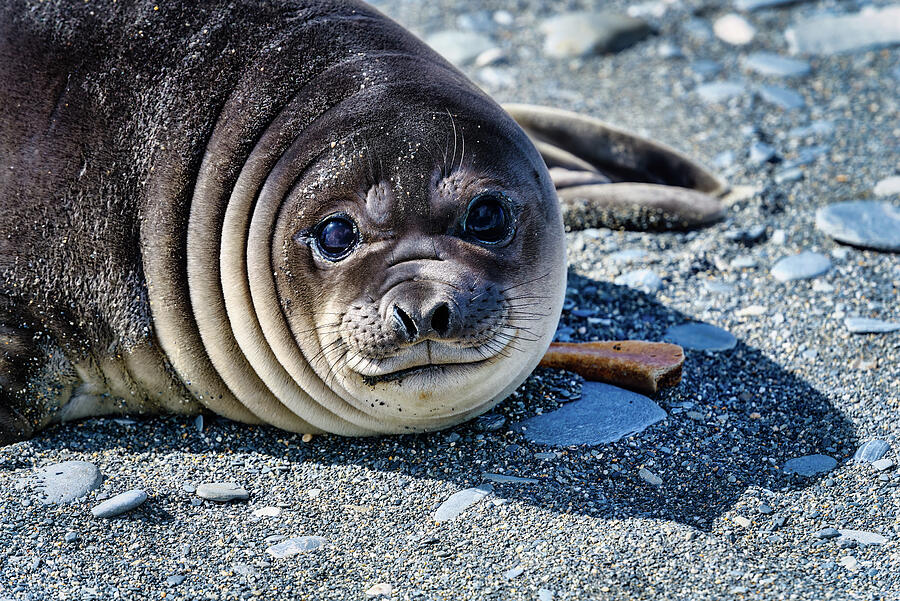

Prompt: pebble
xmin=815 ymin=201 xmax=900 ymax=252
xmin=539 ymin=12 xmax=653 ymax=58
xmin=425 ymin=30 xmax=496 ymax=65
xmin=844 ymin=317 xmax=900 ymax=334
xmin=538 ymin=589 xmax=555 ymax=601
xmin=774 ymin=168 xmax=804 ymax=184
xmin=789 ymin=120 xmax=834 ymax=139
xmin=690 ymin=59 xmax=723 ymax=78
xmin=195 ymin=483 xmax=250 ymax=503
xmin=838 ymin=556 xmax=859 ymax=572
xmin=664 ymin=322 xmax=737 ymax=351
xmin=696 ymin=81 xmax=745 ymax=103
xmin=608 ymin=248 xmax=646 ymax=263
xmin=433 ymin=484 xmax=493 ymax=522
xmin=815 ymin=527 xmax=840 ymax=539
xmin=517 ymin=382 xmax=666 ymax=446
xmin=743 ymin=52 xmax=810 ymax=77
xmin=786 ymin=6 xmax=900 ymax=55
xmin=365 ymin=583 xmax=393 ymax=597
xmin=873 ymin=176 xmax=900 ymax=197
xmin=783 ymin=454 xmax=837 ymax=476
xmin=734 ymin=0 xmax=807 ymax=10
xmin=614 ymin=269 xmax=663 ymax=292
xmin=266 ymin=536 xmax=328 ymax=558
xmin=166 ymin=575 xmax=186 ymax=587
xmin=474 ymin=413 xmax=507 ymax=432
xmin=713 ymin=14 xmax=756 ymax=45
xmin=90 ymin=489 xmax=148 ymax=518
xmin=734 ymin=515 xmax=752 ymax=528
xmin=758 ymin=504 xmax=774 ymax=515
xmin=854 ymin=440 xmax=891 ymax=464
xmin=749 ymin=141 xmax=777 ymax=165
xmin=504 ymin=565 xmax=525 ymax=579
xmin=482 ymin=473 xmax=539 ymax=484
xmin=64 ymin=531 xmax=80 ymax=544
xmin=872 ymin=458 xmax=895 ymax=472
xmin=20 ymin=461 xmax=103 ymax=505
xmin=770 ymin=251 xmax=831 ymax=282
xmin=252 ymin=506 xmax=283 ymax=518
xmin=758 ymin=85 xmax=804 ymax=110
xmin=639 ymin=468 xmax=663 ymax=486
xmin=839 ymin=530 xmax=888 ymax=547
xmin=657 ymin=41 xmax=684 ymax=59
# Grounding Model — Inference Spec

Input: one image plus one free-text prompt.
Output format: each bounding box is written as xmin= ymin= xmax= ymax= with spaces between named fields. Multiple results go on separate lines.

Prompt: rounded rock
xmin=195 ymin=482 xmax=250 ymax=503
xmin=91 ymin=489 xmax=148 ymax=518
xmin=815 ymin=201 xmax=900 ymax=252
xmin=21 ymin=461 xmax=103 ymax=505
xmin=771 ymin=251 xmax=831 ymax=282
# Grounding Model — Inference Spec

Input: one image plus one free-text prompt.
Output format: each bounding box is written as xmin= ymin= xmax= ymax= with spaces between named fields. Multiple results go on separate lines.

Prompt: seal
xmin=0 ymin=0 xmax=724 ymax=444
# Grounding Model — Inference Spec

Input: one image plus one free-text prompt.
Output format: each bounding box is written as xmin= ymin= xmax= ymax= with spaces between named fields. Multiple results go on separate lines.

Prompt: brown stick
xmin=539 ymin=340 xmax=684 ymax=395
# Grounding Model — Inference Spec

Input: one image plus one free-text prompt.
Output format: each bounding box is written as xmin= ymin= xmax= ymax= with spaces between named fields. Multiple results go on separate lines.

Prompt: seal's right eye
xmin=314 ymin=215 xmax=358 ymax=260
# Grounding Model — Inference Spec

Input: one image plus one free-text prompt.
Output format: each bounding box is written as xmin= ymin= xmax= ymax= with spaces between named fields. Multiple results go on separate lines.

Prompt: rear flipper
xmin=503 ymin=104 xmax=728 ymax=231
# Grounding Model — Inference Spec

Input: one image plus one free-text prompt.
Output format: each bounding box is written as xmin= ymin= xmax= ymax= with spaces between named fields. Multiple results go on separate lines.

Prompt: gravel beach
xmin=2 ymin=0 xmax=899 ymax=599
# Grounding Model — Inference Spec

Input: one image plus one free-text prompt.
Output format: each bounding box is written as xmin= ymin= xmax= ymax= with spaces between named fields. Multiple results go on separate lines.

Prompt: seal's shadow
xmin=26 ymin=271 xmax=854 ymax=528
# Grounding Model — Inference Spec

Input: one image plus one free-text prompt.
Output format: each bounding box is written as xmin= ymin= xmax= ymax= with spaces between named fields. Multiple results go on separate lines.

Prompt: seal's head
xmin=272 ymin=96 xmax=566 ymax=433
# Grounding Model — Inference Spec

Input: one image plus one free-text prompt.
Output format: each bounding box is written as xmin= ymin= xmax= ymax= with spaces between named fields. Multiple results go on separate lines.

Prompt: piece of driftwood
xmin=539 ymin=340 xmax=685 ymax=395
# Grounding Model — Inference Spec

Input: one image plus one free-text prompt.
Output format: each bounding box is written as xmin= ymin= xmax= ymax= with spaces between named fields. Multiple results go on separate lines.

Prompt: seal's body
xmin=1 ymin=1 xmax=727 ymax=444
xmin=0 ymin=0 xmax=569 ymax=441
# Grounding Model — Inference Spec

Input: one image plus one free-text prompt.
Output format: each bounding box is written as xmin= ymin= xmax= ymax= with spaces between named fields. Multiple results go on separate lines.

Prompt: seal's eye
xmin=464 ymin=192 xmax=511 ymax=244
xmin=315 ymin=215 xmax=358 ymax=259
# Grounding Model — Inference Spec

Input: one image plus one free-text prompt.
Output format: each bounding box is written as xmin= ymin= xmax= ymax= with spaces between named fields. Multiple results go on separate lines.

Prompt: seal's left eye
xmin=464 ymin=192 xmax=511 ymax=244
xmin=315 ymin=216 xmax=358 ymax=259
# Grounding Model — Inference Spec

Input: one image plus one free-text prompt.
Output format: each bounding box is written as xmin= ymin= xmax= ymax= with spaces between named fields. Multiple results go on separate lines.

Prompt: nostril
xmin=392 ymin=305 xmax=418 ymax=341
xmin=431 ymin=303 xmax=451 ymax=336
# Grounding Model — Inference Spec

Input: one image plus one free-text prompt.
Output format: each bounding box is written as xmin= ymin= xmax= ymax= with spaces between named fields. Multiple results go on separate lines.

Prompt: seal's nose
xmin=391 ymin=299 xmax=454 ymax=343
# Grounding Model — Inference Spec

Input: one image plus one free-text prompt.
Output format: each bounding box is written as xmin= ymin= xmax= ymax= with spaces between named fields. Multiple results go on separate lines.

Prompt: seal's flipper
xmin=503 ymin=103 xmax=727 ymax=231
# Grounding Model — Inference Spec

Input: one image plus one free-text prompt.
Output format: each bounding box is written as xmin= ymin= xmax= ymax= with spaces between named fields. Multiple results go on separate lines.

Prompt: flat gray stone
xmin=696 ymin=81 xmax=746 ymax=103
xmin=749 ymin=141 xmax=777 ymax=165
xmin=854 ymin=440 xmax=890 ymax=463
xmin=873 ymin=176 xmax=900 ymax=197
xmin=266 ymin=536 xmax=327 ymax=558
xmin=481 ymin=473 xmax=539 ymax=484
xmin=758 ymin=85 xmax=804 ymax=110
xmin=744 ymin=52 xmax=810 ymax=77
xmin=844 ymin=317 xmax=900 ymax=334
xmin=540 ymin=12 xmax=653 ymax=58
xmin=665 ymin=322 xmax=737 ymax=351
xmin=784 ymin=454 xmax=837 ymax=476
xmin=425 ymin=30 xmax=496 ymax=65
xmin=195 ymin=483 xmax=249 ymax=503
xmin=872 ymin=458 xmax=895 ymax=471
xmin=614 ymin=269 xmax=663 ymax=292
xmin=838 ymin=530 xmax=888 ymax=547
xmin=735 ymin=0 xmax=810 ymax=10
xmin=21 ymin=461 xmax=103 ymax=505
xmin=789 ymin=121 xmax=835 ymax=138
xmin=786 ymin=6 xmax=900 ymax=55
xmin=433 ymin=484 xmax=493 ymax=522
xmin=816 ymin=201 xmax=900 ymax=252
xmin=638 ymin=468 xmax=663 ymax=486
xmin=517 ymin=382 xmax=666 ymax=447
xmin=713 ymin=14 xmax=756 ymax=45
xmin=815 ymin=527 xmax=841 ymax=539
xmin=771 ymin=251 xmax=831 ymax=281
xmin=91 ymin=489 xmax=148 ymax=518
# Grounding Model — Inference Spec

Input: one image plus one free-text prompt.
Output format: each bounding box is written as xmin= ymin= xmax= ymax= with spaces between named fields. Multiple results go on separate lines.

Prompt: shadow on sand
xmin=14 ymin=271 xmax=855 ymax=530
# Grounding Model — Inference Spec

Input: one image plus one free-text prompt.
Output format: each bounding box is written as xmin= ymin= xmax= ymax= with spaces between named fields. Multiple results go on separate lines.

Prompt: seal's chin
xmin=359 ymin=359 xmax=489 ymax=386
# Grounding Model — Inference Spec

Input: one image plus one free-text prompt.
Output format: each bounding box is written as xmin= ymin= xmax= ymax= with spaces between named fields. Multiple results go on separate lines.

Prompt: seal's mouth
xmin=360 ymin=360 xmax=487 ymax=385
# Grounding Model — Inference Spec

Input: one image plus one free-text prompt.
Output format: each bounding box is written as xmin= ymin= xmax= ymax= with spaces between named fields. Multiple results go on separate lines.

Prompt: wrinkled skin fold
xmin=0 ymin=0 xmax=723 ymax=444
